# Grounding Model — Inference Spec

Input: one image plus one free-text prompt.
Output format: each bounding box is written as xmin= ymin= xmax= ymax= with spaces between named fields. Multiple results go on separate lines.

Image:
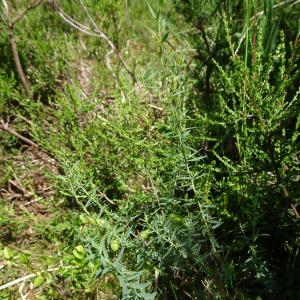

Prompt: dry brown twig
xmin=291 ymin=203 xmax=300 ymax=219
xmin=52 ymin=0 xmax=139 ymax=88
xmin=1 ymin=0 xmax=44 ymax=97
xmin=11 ymin=0 xmax=44 ymax=26
xmin=0 ymin=266 xmax=78 ymax=291
xmin=0 ymin=119 xmax=38 ymax=148
xmin=77 ymin=0 xmax=137 ymax=83
xmin=0 ymin=177 xmax=36 ymax=203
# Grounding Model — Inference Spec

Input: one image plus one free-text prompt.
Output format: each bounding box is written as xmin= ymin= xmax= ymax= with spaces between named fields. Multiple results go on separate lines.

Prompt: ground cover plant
xmin=0 ymin=0 xmax=299 ymax=299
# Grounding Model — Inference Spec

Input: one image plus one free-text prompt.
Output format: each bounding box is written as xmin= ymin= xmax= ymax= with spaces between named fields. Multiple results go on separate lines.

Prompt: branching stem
xmin=2 ymin=0 xmax=44 ymax=97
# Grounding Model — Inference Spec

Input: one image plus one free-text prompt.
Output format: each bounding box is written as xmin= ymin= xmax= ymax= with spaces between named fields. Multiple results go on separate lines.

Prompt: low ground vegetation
xmin=0 ymin=0 xmax=299 ymax=299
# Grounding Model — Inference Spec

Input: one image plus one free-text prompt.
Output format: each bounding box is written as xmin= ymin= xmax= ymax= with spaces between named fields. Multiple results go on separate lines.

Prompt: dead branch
xmin=53 ymin=0 xmax=138 ymax=86
xmin=0 ymin=266 xmax=78 ymax=291
xmin=11 ymin=0 xmax=44 ymax=26
xmin=0 ymin=119 xmax=38 ymax=148
xmin=291 ymin=203 xmax=300 ymax=219
xmin=81 ymin=2 xmax=137 ymax=84
xmin=2 ymin=0 xmax=44 ymax=97
xmin=7 ymin=24 xmax=31 ymax=97
xmin=54 ymin=7 xmax=99 ymax=37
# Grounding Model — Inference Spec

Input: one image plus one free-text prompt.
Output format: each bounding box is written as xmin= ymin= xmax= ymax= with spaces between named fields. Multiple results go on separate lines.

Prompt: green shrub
xmin=1 ymin=0 xmax=299 ymax=299
xmin=175 ymin=0 xmax=300 ymax=298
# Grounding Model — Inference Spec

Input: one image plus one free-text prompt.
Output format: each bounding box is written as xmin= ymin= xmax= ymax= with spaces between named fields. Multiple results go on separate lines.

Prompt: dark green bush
xmin=174 ymin=0 xmax=300 ymax=298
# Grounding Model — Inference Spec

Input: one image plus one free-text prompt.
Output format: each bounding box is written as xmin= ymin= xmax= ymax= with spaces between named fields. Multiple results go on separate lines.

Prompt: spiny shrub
xmin=23 ymin=42 xmax=225 ymax=298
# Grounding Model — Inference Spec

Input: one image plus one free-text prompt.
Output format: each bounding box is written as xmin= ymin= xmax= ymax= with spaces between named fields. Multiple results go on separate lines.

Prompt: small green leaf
xmin=45 ymin=256 xmax=56 ymax=266
xmin=97 ymin=218 xmax=106 ymax=228
xmin=140 ymin=229 xmax=151 ymax=241
xmin=147 ymin=1 xmax=157 ymax=19
xmin=79 ymin=214 xmax=88 ymax=224
xmin=75 ymin=245 xmax=85 ymax=254
xmin=73 ymin=251 xmax=83 ymax=260
xmin=19 ymin=254 xmax=30 ymax=264
xmin=73 ymin=245 xmax=85 ymax=260
xmin=161 ymin=31 xmax=169 ymax=44
xmin=181 ymin=251 xmax=187 ymax=259
xmin=34 ymin=275 xmax=45 ymax=288
xmin=47 ymin=288 xmax=55 ymax=296
xmin=110 ymin=240 xmax=120 ymax=252
xmin=86 ymin=216 xmax=97 ymax=225
xmin=80 ymin=214 xmax=97 ymax=225
xmin=3 ymin=247 xmax=14 ymax=260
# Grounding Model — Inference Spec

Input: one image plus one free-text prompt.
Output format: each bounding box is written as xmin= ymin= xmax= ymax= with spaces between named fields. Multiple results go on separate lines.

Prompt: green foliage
xmin=175 ymin=0 xmax=300 ymax=298
xmin=1 ymin=0 xmax=299 ymax=299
